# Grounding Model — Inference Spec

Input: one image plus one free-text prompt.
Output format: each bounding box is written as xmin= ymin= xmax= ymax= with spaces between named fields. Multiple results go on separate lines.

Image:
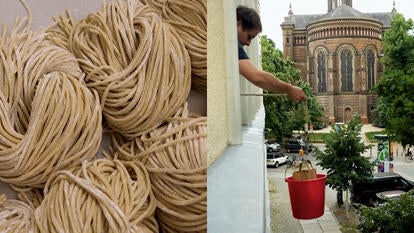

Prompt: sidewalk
xmin=268 ymin=172 xmax=341 ymax=233
xmin=299 ymin=209 xmax=341 ymax=233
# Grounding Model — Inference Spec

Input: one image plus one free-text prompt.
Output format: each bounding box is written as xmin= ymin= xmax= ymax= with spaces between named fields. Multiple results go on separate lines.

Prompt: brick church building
xmin=281 ymin=0 xmax=395 ymax=124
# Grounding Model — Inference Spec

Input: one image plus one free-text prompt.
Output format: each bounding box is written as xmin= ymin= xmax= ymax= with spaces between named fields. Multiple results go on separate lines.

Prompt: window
xmin=317 ymin=51 xmax=327 ymax=93
xmin=367 ymin=50 xmax=375 ymax=90
xmin=340 ymin=49 xmax=353 ymax=92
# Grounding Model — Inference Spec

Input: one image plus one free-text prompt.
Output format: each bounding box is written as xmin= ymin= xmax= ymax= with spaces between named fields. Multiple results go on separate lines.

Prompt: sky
xmin=260 ymin=0 xmax=414 ymax=50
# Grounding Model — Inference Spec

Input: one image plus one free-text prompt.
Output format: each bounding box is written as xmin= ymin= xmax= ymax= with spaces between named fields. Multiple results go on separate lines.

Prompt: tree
xmin=371 ymin=97 xmax=388 ymax=128
xmin=261 ymin=36 xmax=324 ymax=141
xmin=288 ymin=80 xmax=324 ymax=132
xmin=374 ymin=13 xmax=414 ymax=147
xmin=357 ymin=190 xmax=414 ymax=233
xmin=263 ymin=95 xmax=291 ymax=140
xmin=314 ymin=115 xmax=374 ymax=215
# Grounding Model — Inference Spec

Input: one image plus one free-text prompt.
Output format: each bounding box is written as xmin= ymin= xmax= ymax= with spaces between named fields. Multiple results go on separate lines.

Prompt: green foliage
xmin=371 ymin=97 xmax=389 ymax=128
xmin=261 ymin=36 xmax=324 ymax=140
xmin=261 ymin=35 xmax=300 ymax=83
xmin=289 ymin=80 xmax=324 ymax=131
xmin=263 ymin=95 xmax=291 ymax=140
xmin=314 ymin=115 xmax=374 ymax=193
xmin=357 ymin=190 xmax=414 ymax=233
xmin=381 ymin=13 xmax=414 ymax=71
xmin=374 ymin=13 xmax=414 ymax=147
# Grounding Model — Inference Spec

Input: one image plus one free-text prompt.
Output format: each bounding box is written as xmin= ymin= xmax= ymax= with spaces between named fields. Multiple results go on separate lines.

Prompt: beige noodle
xmin=47 ymin=0 xmax=192 ymax=138
xmin=0 ymin=194 xmax=34 ymax=233
xmin=34 ymin=159 xmax=158 ymax=233
xmin=0 ymin=29 xmax=102 ymax=192
xmin=112 ymin=103 xmax=207 ymax=233
xmin=16 ymin=188 xmax=43 ymax=210
xmin=140 ymin=0 xmax=207 ymax=94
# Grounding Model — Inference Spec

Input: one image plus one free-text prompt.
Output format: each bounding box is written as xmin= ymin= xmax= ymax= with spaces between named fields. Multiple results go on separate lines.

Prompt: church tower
xmin=328 ymin=0 xmax=353 ymax=12
xmin=343 ymin=0 xmax=353 ymax=7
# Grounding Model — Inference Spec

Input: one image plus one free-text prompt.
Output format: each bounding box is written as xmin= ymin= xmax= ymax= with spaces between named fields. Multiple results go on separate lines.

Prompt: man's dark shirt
xmin=238 ymin=42 xmax=249 ymax=60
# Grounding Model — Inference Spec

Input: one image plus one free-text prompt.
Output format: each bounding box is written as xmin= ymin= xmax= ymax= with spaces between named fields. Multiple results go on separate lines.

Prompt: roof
xmin=366 ymin=12 xmax=392 ymax=27
xmin=281 ymin=4 xmax=392 ymax=29
xmin=322 ymin=4 xmax=367 ymax=19
xmin=373 ymin=172 xmax=402 ymax=179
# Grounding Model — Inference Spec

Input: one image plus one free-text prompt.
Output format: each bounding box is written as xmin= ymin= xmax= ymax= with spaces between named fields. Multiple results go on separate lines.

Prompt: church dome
xmin=306 ymin=4 xmax=384 ymax=43
xmin=310 ymin=4 xmax=381 ymax=24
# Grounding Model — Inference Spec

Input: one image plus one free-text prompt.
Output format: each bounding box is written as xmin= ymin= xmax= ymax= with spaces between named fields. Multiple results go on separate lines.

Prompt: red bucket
xmin=285 ymin=174 xmax=327 ymax=219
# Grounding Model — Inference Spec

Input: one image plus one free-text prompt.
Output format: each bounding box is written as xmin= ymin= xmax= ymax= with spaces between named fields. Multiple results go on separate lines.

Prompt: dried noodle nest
xmin=47 ymin=0 xmax=192 ymax=138
xmin=112 ymin=103 xmax=207 ymax=233
xmin=34 ymin=159 xmax=158 ymax=233
xmin=0 ymin=29 xmax=102 ymax=192
xmin=0 ymin=195 xmax=34 ymax=233
xmin=140 ymin=0 xmax=207 ymax=94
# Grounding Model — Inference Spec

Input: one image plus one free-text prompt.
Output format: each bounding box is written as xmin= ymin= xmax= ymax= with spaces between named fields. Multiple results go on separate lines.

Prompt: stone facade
xmin=281 ymin=0 xmax=394 ymax=124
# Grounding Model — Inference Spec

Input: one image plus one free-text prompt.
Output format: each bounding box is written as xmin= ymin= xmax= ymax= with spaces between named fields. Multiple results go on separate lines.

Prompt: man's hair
xmin=236 ymin=5 xmax=262 ymax=32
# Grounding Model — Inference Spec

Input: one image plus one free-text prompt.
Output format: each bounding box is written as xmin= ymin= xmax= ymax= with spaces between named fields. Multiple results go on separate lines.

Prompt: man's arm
xmin=238 ymin=59 xmax=305 ymax=101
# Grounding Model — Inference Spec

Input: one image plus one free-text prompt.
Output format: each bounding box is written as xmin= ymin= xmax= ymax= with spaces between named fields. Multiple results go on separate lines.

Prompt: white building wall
xmin=207 ymin=0 xmax=270 ymax=232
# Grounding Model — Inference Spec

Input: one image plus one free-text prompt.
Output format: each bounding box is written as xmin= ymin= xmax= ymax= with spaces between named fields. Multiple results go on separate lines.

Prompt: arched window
xmin=367 ymin=50 xmax=375 ymax=90
xmin=340 ymin=49 xmax=353 ymax=92
xmin=317 ymin=51 xmax=327 ymax=93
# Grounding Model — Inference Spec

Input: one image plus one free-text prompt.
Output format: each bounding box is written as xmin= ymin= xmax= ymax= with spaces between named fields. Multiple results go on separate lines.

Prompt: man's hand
xmin=287 ymin=85 xmax=306 ymax=101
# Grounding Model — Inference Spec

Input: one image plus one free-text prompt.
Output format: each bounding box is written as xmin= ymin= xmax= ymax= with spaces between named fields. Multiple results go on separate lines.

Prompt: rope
xmin=302 ymin=98 xmax=310 ymax=135
xmin=304 ymin=98 xmax=309 ymax=125
xmin=34 ymin=159 xmax=158 ymax=233
xmin=47 ymin=0 xmax=192 ymax=138
xmin=240 ymin=93 xmax=288 ymax=97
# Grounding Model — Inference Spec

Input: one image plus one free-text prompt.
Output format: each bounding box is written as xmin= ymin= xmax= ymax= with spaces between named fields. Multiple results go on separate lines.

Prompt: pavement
xmin=268 ymin=173 xmax=342 ymax=233
xmin=267 ymin=124 xmax=385 ymax=233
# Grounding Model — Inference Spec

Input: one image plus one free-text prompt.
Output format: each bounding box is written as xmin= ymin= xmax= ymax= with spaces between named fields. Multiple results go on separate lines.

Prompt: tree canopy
xmin=373 ymin=13 xmax=414 ymax=146
xmin=261 ymin=35 xmax=324 ymax=141
xmin=314 ymin=115 xmax=374 ymax=193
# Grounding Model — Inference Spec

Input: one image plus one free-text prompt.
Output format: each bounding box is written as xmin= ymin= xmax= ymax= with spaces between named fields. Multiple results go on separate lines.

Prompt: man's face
xmin=237 ymin=21 xmax=260 ymax=46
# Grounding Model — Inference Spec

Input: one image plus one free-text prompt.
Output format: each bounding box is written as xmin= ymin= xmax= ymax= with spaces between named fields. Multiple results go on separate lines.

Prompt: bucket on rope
xmin=285 ymin=174 xmax=327 ymax=219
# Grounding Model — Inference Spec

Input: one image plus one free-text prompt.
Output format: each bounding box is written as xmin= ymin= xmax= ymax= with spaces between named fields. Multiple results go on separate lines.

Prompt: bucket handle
xmin=284 ymin=159 xmax=313 ymax=179
xmin=298 ymin=159 xmax=313 ymax=171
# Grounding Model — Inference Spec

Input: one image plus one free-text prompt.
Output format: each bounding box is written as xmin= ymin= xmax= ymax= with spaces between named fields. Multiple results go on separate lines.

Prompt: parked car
xmin=265 ymin=140 xmax=281 ymax=152
xmin=375 ymin=190 xmax=407 ymax=206
xmin=266 ymin=151 xmax=289 ymax=168
xmin=284 ymin=137 xmax=312 ymax=153
xmin=349 ymin=172 xmax=414 ymax=207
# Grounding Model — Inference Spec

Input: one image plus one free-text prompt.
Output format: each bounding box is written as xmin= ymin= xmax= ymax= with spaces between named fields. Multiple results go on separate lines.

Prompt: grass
xmin=365 ymin=130 xmax=387 ymax=142
xmin=308 ymin=133 xmax=330 ymax=143
xmin=308 ymin=130 xmax=387 ymax=144
xmin=332 ymin=205 xmax=359 ymax=233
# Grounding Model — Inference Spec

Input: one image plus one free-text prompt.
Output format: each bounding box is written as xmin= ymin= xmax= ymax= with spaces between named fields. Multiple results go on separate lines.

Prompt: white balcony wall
xmin=207 ymin=0 xmax=270 ymax=232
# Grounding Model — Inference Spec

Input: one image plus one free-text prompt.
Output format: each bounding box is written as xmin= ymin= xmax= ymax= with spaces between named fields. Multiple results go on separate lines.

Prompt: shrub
xmin=357 ymin=190 xmax=414 ymax=233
